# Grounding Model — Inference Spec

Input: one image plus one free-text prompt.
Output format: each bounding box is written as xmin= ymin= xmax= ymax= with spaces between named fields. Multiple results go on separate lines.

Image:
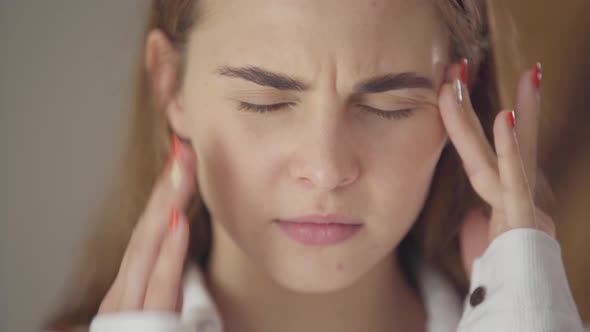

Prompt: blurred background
xmin=0 ymin=1 xmax=588 ymax=331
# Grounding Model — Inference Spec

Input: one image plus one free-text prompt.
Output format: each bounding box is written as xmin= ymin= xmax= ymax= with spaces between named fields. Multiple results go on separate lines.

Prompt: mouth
xmin=274 ymin=214 xmax=364 ymax=246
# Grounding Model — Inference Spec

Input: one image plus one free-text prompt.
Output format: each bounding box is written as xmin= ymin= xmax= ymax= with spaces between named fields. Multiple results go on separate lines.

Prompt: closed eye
xmin=237 ymin=102 xmax=294 ymax=113
xmin=356 ymin=105 xmax=414 ymax=120
xmin=237 ymin=102 xmax=414 ymax=120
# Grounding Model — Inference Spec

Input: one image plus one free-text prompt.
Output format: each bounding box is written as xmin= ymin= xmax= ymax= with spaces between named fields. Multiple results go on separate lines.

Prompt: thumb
xmin=459 ymin=208 xmax=490 ymax=280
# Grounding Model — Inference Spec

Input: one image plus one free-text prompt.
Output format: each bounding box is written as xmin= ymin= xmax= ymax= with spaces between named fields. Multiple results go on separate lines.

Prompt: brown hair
xmin=43 ymin=0 xmax=500 ymax=330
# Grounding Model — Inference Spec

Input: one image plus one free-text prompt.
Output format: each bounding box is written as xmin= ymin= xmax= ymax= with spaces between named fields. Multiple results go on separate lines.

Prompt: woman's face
xmin=175 ymin=0 xmax=450 ymax=292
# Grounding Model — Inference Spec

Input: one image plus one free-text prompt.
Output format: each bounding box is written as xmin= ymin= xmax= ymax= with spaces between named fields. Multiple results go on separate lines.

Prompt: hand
xmin=439 ymin=62 xmax=556 ymax=277
xmin=98 ymin=134 xmax=196 ymax=314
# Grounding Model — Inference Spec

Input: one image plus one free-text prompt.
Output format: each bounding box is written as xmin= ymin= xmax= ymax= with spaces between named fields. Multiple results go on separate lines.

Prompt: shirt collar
xmin=180 ymin=259 xmax=462 ymax=332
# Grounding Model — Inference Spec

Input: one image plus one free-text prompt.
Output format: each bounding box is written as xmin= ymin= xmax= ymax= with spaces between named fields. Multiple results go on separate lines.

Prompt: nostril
xmin=296 ymin=167 xmax=359 ymax=191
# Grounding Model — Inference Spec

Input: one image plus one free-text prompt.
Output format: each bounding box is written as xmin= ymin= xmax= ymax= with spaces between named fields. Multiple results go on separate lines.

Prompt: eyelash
xmin=237 ymin=102 xmax=414 ymax=120
xmin=238 ymin=102 xmax=294 ymax=113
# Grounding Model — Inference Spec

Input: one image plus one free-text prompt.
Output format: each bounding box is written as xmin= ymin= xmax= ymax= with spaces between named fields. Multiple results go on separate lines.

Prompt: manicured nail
xmin=460 ymin=58 xmax=469 ymax=85
xmin=506 ymin=110 xmax=516 ymax=129
xmin=170 ymin=160 xmax=182 ymax=190
xmin=171 ymin=132 xmax=182 ymax=157
xmin=169 ymin=133 xmax=183 ymax=190
xmin=169 ymin=208 xmax=179 ymax=232
xmin=532 ymin=62 xmax=542 ymax=90
xmin=453 ymin=79 xmax=463 ymax=103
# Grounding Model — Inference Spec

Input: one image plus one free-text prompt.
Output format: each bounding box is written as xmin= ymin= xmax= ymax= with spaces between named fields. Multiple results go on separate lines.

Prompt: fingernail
xmin=506 ymin=110 xmax=516 ymax=129
xmin=532 ymin=62 xmax=542 ymax=90
xmin=169 ymin=133 xmax=183 ymax=190
xmin=460 ymin=58 xmax=469 ymax=85
xmin=453 ymin=79 xmax=463 ymax=103
xmin=170 ymin=159 xmax=182 ymax=190
xmin=169 ymin=208 xmax=179 ymax=232
xmin=171 ymin=132 xmax=182 ymax=157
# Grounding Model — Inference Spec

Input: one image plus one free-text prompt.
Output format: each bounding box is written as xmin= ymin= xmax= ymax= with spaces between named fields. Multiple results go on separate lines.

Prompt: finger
xmin=144 ymin=210 xmax=189 ymax=311
xmin=514 ymin=64 xmax=542 ymax=192
xmin=494 ymin=110 xmax=537 ymax=230
xmin=117 ymin=135 xmax=196 ymax=310
xmin=98 ymin=280 xmax=122 ymax=314
xmin=176 ymin=284 xmax=184 ymax=312
xmin=439 ymin=79 xmax=503 ymax=208
xmin=533 ymin=206 xmax=557 ymax=239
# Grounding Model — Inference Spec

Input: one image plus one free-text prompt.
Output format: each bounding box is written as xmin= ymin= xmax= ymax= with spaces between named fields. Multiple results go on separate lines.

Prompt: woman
xmin=44 ymin=0 xmax=586 ymax=331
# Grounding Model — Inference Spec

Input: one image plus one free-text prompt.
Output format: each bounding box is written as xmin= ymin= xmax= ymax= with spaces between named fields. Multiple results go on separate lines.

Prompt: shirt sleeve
xmin=89 ymin=307 xmax=222 ymax=332
xmin=89 ymin=312 xmax=187 ymax=332
xmin=457 ymin=228 xmax=586 ymax=332
xmin=89 ymin=263 xmax=222 ymax=332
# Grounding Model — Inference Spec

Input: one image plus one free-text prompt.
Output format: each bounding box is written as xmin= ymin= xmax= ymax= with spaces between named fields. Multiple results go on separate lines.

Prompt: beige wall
xmin=1 ymin=1 xmax=588 ymax=332
xmin=0 ymin=1 xmax=146 ymax=331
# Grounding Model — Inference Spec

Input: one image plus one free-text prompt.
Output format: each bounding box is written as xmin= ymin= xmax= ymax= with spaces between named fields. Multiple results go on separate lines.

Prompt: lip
xmin=277 ymin=213 xmax=364 ymax=225
xmin=274 ymin=214 xmax=363 ymax=246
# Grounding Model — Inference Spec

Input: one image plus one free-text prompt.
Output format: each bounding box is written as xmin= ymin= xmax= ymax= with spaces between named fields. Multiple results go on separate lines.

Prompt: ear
xmin=145 ymin=29 xmax=191 ymax=138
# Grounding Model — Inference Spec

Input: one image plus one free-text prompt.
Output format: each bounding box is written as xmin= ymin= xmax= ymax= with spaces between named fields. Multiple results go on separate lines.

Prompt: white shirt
xmin=89 ymin=229 xmax=587 ymax=332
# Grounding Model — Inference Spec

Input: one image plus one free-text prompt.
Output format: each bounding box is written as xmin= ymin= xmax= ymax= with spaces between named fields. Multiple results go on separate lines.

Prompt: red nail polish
xmin=169 ymin=208 xmax=179 ymax=232
xmin=506 ymin=110 xmax=516 ymax=129
xmin=165 ymin=133 xmax=182 ymax=173
xmin=171 ymin=133 xmax=181 ymax=158
xmin=532 ymin=62 xmax=542 ymax=90
xmin=460 ymin=58 xmax=469 ymax=85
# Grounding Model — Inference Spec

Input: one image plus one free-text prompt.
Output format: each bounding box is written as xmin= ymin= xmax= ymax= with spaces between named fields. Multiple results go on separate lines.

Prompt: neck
xmin=204 ymin=222 xmax=426 ymax=332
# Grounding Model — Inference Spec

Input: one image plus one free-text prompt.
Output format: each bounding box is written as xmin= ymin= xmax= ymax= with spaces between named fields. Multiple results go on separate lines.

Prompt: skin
xmin=180 ymin=1 xmax=446 ymax=330
xmin=185 ymin=0 xmax=446 ymax=287
xmin=98 ymin=0 xmax=556 ymax=331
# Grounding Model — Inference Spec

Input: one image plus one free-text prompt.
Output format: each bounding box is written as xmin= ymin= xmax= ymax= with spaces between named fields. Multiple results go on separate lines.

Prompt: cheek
xmin=368 ymin=112 xmax=446 ymax=182
xmin=365 ymin=115 xmax=447 ymax=230
xmin=192 ymin=117 xmax=282 ymax=229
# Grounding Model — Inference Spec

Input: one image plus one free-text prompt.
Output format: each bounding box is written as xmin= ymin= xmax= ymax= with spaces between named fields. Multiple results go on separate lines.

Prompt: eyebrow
xmin=354 ymin=72 xmax=434 ymax=93
xmin=216 ymin=66 xmax=309 ymax=91
xmin=216 ymin=66 xmax=434 ymax=93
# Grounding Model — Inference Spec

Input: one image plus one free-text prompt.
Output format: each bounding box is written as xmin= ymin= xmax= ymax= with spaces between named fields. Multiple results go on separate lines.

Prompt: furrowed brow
xmin=354 ymin=72 xmax=434 ymax=93
xmin=217 ymin=66 xmax=310 ymax=91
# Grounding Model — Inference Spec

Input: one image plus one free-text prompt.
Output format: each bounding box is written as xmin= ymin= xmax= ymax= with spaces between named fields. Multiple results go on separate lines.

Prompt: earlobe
xmin=166 ymin=95 xmax=192 ymax=139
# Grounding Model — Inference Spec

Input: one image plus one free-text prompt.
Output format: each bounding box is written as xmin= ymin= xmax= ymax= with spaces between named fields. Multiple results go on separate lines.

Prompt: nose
xmin=288 ymin=112 xmax=360 ymax=192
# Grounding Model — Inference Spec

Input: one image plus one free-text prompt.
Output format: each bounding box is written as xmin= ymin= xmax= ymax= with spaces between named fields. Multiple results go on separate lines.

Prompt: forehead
xmin=188 ymin=0 xmax=449 ymax=80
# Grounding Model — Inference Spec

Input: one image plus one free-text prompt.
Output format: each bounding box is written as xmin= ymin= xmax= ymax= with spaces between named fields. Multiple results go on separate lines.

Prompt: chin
xmin=261 ymin=246 xmax=382 ymax=294
xmin=248 ymin=223 xmax=395 ymax=294
xmin=271 ymin=265 xmax=364 ymax=294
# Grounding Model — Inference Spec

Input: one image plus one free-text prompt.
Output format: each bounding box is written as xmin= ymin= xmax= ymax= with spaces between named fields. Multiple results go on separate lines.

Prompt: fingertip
xmin=169 ymin=212 xmax=189 ymax=239
xmin=493 ymin=109 xmax=514 ymax=131
xmin=175 ymin=136 xmax=196 ymax=168
xmin=164 ymin=213 xmax=190 ymax=260
xmin=493 ymin=110 xmax=526 ymax=196
xmin=533 ymin=62 xmax=542 ymax=90
xmin=521 ymin=62 xmax=542 ymax=92
xmin=443 ymin=62 xmax=463 ymax=85
xmin=517 ymin=68 xmax=536 ymax=96
xmin=507 ymin=110 xmax=516 ymax=129
xmin=438 ymin=82 xmax=458 ymax=113
xmin=492 ymin=110 xmax=510 ymax=149
xmin=516 ymin=65 xmax=541 ymax=109
xmin=167 ymin=136 xmax=197 ymax=205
